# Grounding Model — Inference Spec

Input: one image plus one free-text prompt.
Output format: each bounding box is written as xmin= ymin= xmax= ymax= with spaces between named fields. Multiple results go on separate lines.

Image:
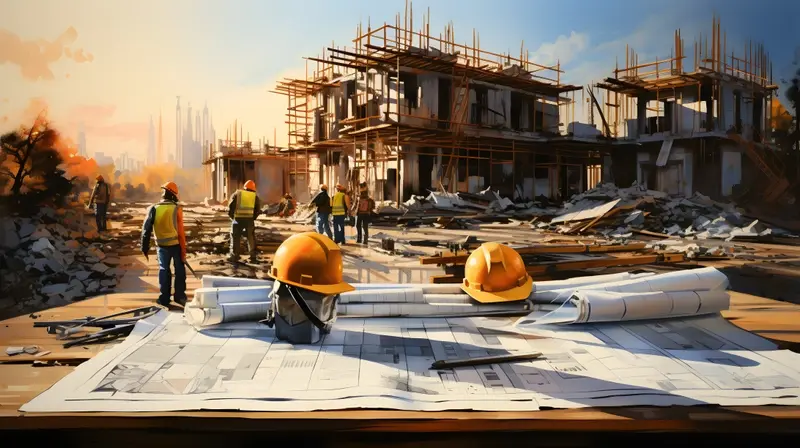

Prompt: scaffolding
xmin=272 ymin=1 xmax=602 ymax=202
xmin=594 ymin=15 xmax=786 ymax=201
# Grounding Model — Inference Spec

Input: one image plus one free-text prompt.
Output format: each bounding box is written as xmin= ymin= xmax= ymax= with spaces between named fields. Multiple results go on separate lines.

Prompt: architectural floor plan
xmin=21 ymin=311 xmax=800 ymax=412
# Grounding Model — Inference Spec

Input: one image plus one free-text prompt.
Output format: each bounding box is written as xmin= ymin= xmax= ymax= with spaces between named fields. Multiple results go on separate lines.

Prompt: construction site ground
xmin=3 ymin=201 xmax=800 ymax=442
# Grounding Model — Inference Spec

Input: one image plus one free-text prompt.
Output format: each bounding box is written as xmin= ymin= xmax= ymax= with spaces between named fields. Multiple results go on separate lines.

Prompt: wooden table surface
xmin=2 ymin=290 xmax=800 ymax=435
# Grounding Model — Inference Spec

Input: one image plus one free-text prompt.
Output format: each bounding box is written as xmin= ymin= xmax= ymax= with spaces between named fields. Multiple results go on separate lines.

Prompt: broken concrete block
xmin=17 ymin=222 xmax=36 ymax=239
xmin=91 ymin=262 xmax=110 ymax=274
xmin=1 ymin=220 xmax=20 ymax=249
xmin=41 ymin=283 xmax=69 ymax=295
xmin=73 ymin=271 xmax=92 ymax=281
xmin=31 ymin=238 xmax=56 ymax=255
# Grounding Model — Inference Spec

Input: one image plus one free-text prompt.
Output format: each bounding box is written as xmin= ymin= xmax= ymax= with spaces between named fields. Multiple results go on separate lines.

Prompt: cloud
xmin=0 ymin=26 xmax=94 ymax=81
xmin=530 ymin=31 xmax=590 ymax=67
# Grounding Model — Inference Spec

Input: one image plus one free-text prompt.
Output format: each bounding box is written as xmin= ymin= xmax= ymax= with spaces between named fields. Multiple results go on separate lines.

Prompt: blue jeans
xmin=95 ymin=203 xmax=107 ymax=231
xmin=316 ymin=212 xmax=332 ymax=238
xmin=157 ymin=245 xmax=186 ymax=304
xmin=332 ymin=215 xmax=346 ymax=244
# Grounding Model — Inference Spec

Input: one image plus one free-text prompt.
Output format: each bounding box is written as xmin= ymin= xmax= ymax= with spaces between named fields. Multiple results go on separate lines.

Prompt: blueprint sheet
xmin=21 ymin=311 xmax=800 ymax=412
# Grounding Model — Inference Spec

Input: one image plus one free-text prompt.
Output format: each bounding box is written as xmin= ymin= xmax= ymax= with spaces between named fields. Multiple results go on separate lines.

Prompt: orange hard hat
xmin=269 ymin=232 xmax=354 ymax=296
xmin=320 ymin=184 xmax=328 ymax=191
xmin=461 ymin=242 xmax=532 ymax=303
xmin=335 ymin=183 xmax=345 ymax=191
xmin=96 ymin=175 xmax=104 ymax=182
xmin=161 ymin=181 xmax=179 ymax=196
xmin=243 ymin=180 xmax=256 ymax=191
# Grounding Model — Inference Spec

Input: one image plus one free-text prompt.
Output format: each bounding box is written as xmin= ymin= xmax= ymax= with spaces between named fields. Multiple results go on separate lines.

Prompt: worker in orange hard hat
xmin=330 ymin=184 xmax=351 ymax=245
xmin=310 ymin=184 xmax=332 ymax=238
xmin=227 ymin=179 xmax=261 ymax=263
xmin=461 ymin=242 xmax=533 ymax=304
xmin=141 ymin=181 xmax=188 ymax=307
xmin=88 ymin=174 xmax=112 ymax=232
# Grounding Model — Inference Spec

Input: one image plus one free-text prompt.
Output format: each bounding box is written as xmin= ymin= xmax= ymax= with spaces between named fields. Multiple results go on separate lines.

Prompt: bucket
xmin=267 ymin=281 xmax=338 ymax=344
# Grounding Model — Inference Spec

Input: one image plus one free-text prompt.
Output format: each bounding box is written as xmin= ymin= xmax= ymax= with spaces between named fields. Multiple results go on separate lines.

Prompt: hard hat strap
xmin=286 ymin=285 xmax=337 ymax=334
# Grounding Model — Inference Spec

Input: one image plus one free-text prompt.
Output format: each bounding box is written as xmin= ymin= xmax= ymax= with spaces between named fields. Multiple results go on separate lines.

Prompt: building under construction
xmin=203 ymin=133 xmax=288 ymax=205
xmin=594 ymin=17 xmax=789 ymax=203
xmin=272 ymin=4 xmax=607 ymax=203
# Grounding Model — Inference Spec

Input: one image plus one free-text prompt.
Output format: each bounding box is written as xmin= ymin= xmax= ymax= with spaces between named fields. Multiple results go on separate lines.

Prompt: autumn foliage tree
xmin=0 ymin=116 xmax=73 ymax=213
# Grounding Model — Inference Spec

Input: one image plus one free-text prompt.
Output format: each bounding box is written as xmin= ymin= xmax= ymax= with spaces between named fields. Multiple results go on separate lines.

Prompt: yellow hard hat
xmin=269 ymin=232 xmax=355 ymax=296
xmin=461 ymin=242 xmax=532 ymax=303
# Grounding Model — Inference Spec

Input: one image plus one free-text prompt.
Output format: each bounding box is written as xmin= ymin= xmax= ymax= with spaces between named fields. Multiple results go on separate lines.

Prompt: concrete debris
xmin=537 ymin=182 xmax=796 ymax=244
xmin=1 ymin=202 xmax=122 ymax=318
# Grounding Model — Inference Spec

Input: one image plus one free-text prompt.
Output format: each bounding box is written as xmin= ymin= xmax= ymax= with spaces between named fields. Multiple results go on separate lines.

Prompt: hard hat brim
xmin=460 ymin=275 xmax=533 ymax=303
xmin=268 ymin=274 xmax=356 ymax=296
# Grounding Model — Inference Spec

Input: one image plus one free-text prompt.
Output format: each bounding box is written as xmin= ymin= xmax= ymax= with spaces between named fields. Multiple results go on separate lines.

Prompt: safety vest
xmin=235 ymin=190 xmax=256 ymax=218
xmin=331 ymin=192 xmax=346 ymax=216
xmin=153 ymin=202 xmax=179 ymax=247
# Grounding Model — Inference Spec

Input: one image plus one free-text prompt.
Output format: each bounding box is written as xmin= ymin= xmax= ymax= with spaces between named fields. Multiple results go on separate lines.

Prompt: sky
xmin=1 ymin=0 xmax=798 ymax=160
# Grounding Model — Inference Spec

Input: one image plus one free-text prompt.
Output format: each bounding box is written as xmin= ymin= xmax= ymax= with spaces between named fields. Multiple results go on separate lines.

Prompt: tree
xmin=0 ymin=116 xmax=74 ymax=212
xmin=0 ymin=115 xmax=56 ymax=196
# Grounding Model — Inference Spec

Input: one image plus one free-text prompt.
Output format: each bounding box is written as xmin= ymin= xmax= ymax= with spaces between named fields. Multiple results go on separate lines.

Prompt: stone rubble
xmin=0 ymin=203 xmax=120 ymax=318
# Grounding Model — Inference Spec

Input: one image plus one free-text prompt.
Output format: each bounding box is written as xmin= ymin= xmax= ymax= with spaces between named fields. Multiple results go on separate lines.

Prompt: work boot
xmin=174 ymin=296 xmax=187 ymax=306
xmin=248 ymin=256 xmax=258 ymax=264
xmin=157 ymin=298 xmax=170 ymax=307
xmin=227 ymin=254 xmax=239 ymax=263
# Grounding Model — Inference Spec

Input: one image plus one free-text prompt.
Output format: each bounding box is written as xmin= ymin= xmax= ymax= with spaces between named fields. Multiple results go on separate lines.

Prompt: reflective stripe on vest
xmin=331 ymin=192 xmax=346 ymax=216
xmin=153 ymin=203 xmax=179 ymax=246
xmin=235 ymin=190 xmax=256 ymax=218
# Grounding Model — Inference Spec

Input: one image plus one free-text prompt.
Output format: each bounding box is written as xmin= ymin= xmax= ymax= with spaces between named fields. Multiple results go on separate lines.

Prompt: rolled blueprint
xmin=532 ymin=271 xmax=655 ymax=295
xmin=184 ymin=301 xmax=271 ymax=327
xmin=531 ymin=267 xmax=729 ymax=303
xmin=339 ymin=301 xmax=529 ymax=317
xmin=339 ymin=289 xmax=476 ymax=305
xmin=517 ymin=289 xmax=730 ymax=327
xmin=200 ymin=274 xmax=466 ymax=295
xmin=190 ymin=286 xmax=272 ymax=308
xmin=201 ymin=275 xmax=272 ymax=289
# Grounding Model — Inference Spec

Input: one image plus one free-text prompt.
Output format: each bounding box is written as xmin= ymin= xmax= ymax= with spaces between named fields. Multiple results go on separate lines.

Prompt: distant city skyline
xmin=175 ymin=97 xmax=215 ymax=169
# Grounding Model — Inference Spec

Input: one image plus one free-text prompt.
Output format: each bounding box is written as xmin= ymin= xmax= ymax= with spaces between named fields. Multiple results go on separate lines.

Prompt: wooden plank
xmin=419 ymin=243 xmax=649 ymax=265
xmin=525 ymin=253 xmax=685 ymax=275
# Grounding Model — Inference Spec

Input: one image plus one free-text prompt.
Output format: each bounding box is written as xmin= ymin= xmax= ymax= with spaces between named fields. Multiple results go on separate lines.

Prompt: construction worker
xmin=141 ymin=181 xmax=187 ymax=307
xmin=265 ymin=232 xmax=355 ymax=344
xmin=310 ymin=184 xmax=333 ymax=238
xmin=277 ymin=193 xmax=296 ymax=218
xmin=351 ymin=182 xmax=375 ymax=245
xmin=330 ymin=183 xmax=351 ymax=245
xmin=88 ymin=174 xmax=111 ymax=232
xmin=228 ymin=180 xmax=261 ymax=263
xmin=460 ymin=242 xmax=533 ymax=303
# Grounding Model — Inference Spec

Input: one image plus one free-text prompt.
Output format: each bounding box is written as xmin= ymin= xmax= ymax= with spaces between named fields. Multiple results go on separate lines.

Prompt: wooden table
xmin=2 ymin=291 xmax=800 ymax=445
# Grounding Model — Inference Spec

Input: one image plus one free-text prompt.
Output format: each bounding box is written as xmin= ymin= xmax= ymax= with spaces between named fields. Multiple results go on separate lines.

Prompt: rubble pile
xmin=0 ymin=203 xmax=120 ymax=317
xmin=535 ymin=182 xmax=796 ymax=242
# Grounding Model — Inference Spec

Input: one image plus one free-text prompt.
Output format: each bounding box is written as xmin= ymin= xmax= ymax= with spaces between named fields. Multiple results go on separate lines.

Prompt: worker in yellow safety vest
xmin=141 ymin=181 xmax=188 ymax=307
xmin=330 ymin=183 xmax=351 ymax=245
xmin=227 ymin=179 xmax=262 ymax=263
